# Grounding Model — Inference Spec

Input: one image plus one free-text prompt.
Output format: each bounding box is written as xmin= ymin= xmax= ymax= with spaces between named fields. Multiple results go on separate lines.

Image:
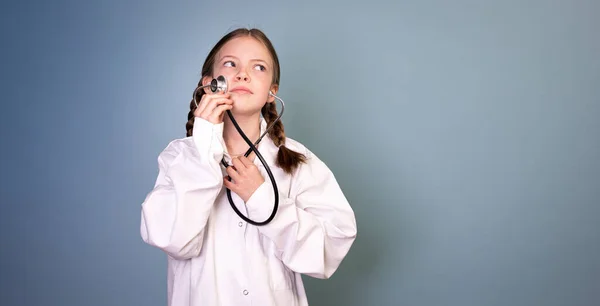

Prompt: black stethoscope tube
xmin=220 ymin=109 xmax=279 ymax=226
xmin=194 ymin=76 xmax=284 ymax=226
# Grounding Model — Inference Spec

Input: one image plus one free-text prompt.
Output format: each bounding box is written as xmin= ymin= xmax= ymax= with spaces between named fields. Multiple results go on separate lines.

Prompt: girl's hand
xmin=194 ymin=92 xmax=233 ymax=124
xmin=223 ymin=156 xmax=265 ymax=203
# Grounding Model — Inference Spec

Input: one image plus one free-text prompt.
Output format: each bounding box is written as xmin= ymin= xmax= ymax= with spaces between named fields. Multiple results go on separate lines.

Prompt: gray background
xmin=1 ymin=0 xmax=599 ymax=305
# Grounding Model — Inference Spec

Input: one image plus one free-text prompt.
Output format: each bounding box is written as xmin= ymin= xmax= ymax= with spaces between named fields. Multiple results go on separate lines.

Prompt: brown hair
xmin=185 ymin=28 xmax=306 ymax=174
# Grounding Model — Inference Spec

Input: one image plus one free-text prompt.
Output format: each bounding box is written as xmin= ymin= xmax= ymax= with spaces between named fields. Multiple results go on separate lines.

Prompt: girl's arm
xmin=245 ymin=148 xmax=357 ymax=279
xmin=140 ymin=117 xmax=225 ymax=260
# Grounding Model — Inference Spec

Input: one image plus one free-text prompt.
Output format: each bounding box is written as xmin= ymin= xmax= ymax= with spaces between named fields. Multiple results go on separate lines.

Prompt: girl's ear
xmin=267 ymin=85 xmax=279 ymax=103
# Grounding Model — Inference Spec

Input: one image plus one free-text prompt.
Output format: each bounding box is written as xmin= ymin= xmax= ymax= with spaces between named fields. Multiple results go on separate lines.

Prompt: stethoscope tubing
xmin=193 ymin=78 xmax=284 ymax=226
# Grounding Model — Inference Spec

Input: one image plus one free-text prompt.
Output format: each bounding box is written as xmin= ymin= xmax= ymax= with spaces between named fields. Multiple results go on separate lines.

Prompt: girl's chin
xmin=227 ymin=105 xmax=264 ymax=117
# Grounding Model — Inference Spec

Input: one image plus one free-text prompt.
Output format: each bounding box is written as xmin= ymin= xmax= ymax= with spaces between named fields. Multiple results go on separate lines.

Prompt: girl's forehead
xmin=218 ymin=37 xmax=271 ymax=60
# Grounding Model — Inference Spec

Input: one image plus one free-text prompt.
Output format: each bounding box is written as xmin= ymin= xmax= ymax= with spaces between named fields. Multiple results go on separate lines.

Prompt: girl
xmin=140 ymin=28 xmax=357 ymax=306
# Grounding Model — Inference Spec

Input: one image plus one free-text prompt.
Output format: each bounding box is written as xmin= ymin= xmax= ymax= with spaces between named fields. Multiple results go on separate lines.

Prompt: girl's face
xmin=205 ymin=36 xmax=278 ymax=116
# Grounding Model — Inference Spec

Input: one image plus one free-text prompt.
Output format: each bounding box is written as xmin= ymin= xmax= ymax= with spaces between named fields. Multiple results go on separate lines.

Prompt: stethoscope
xmin=193 ymin=75 xmax=285 ymax=226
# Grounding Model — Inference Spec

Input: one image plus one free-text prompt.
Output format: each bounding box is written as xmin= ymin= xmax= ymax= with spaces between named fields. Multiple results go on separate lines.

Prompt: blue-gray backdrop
xmin=1 ymin=0 xmax=599 ymax=305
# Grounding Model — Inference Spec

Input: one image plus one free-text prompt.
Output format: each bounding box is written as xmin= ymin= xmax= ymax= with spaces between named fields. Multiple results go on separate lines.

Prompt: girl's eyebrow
xmin=217 ymin=55 xmax=238 ymax=62
xmin=218 ymin=55 xmax=269 ymax=65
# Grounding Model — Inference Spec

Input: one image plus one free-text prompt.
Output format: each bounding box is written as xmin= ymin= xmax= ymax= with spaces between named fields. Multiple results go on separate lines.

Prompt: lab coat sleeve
xmin=140 ymin=117 xmax=225 ymax=260
xmin=244 ymin=150 xmax=357 ymax=279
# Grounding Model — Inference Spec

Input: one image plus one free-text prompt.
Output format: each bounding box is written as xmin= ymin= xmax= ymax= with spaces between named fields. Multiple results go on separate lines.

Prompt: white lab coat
xmin=140 ymin=117 xmax=357 ymax=306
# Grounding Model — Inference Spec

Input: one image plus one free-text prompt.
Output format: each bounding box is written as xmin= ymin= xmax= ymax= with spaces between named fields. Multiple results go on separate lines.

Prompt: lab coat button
xmin=243 ymin=289 xmax=249 ymax=295
xmin=238 ymin=222 xmax=243 ymax=227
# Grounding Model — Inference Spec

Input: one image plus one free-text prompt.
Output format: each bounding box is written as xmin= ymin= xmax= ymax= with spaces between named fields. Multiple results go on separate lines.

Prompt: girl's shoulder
xmin=283 ymin=136 xmax=335 ymax=174
xmin=156 ymin=136 xmax=199 ymax=163
xmin=283 ymin=136 xmax=314 ymax=159
xmin=165 ymin=135 xmax=195 ymax=152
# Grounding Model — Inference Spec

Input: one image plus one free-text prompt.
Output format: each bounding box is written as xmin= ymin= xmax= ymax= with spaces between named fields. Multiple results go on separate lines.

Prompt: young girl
xmin=140 ymin=28 xmax=357 ymax=306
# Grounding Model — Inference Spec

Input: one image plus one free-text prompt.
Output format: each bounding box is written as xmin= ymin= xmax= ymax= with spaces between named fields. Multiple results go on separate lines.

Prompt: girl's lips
xmin=230 ymin=87 xmax=253 ymax=94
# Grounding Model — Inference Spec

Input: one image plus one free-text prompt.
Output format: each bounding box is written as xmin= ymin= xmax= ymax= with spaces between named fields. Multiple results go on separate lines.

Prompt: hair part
xmin=185 ymin=27 xmax=306 ymax=174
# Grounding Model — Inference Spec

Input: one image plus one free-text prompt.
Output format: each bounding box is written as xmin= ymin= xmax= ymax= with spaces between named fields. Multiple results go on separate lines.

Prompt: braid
xmin=262 ymin=102 xmax=284 ymax=146
xmin=261 ymin=102 xmax=306 ymax=174
xmin=186 ymin=81 xmax=205 ymax=137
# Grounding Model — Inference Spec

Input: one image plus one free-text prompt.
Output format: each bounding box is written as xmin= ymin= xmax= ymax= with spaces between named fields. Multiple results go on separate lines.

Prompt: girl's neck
xmin=223 ymin=114 xmax=262 ymax=158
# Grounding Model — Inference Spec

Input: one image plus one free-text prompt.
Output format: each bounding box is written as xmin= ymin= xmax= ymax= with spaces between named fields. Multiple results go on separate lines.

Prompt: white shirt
xmin=140 ymin=117 xmax=357 ymax=306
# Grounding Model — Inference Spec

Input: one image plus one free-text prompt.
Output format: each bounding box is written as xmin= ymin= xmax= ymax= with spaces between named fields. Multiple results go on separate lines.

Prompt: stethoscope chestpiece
xmin=194 ymin=75 xmax=228 ymax=107
xmin=210 ymin=75 xmax=227 ymax=93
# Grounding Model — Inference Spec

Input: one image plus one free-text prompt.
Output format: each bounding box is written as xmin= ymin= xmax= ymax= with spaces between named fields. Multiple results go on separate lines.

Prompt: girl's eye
xmin=254 ymin=64 xmax=266 ymax=71
xmin=224 ymin=61 xmax=235 ymax=67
